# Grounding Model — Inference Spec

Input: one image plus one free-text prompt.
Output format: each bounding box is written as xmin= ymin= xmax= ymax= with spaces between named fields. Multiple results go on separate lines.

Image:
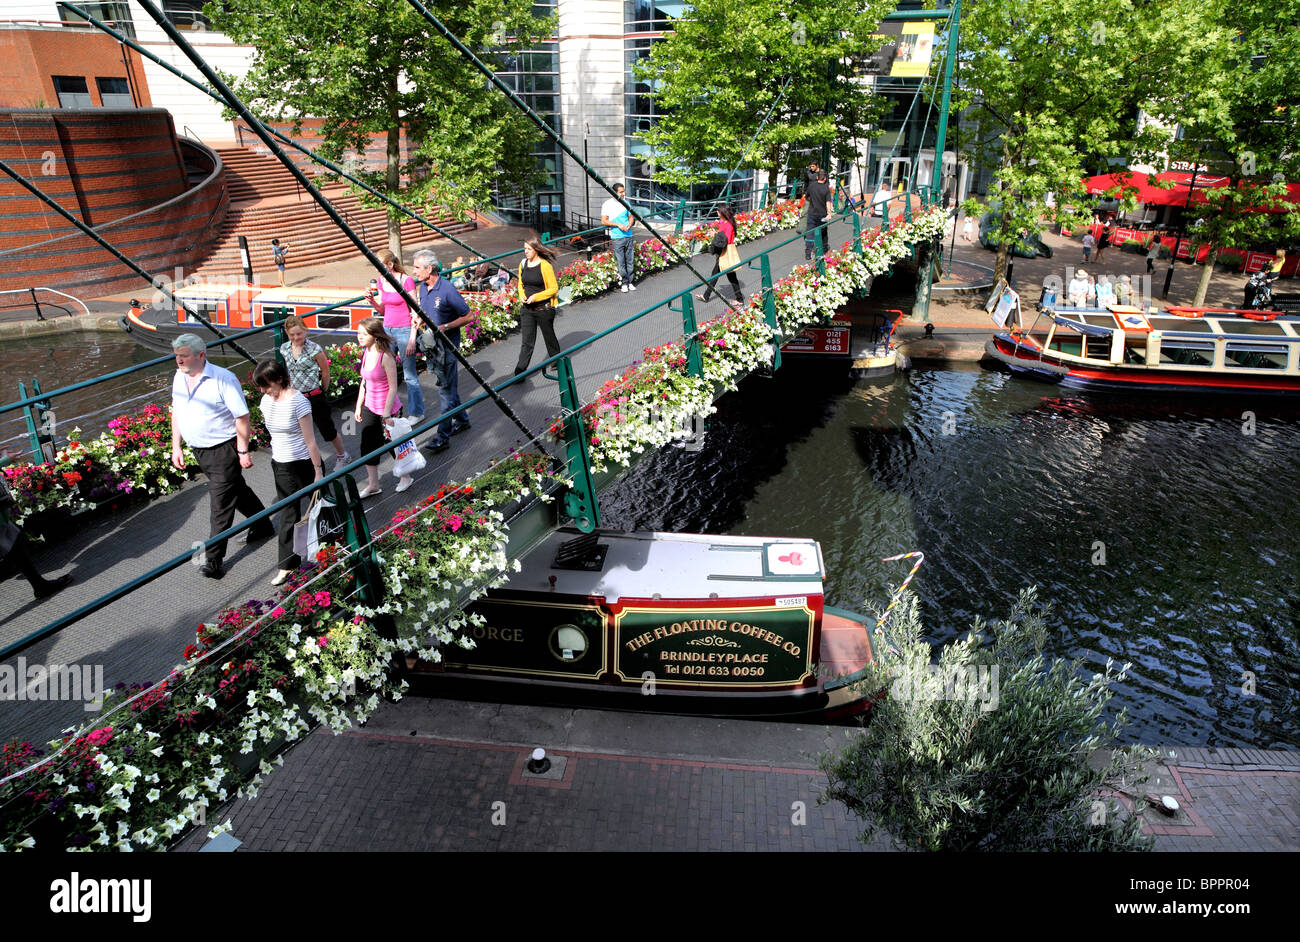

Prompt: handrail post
xmin=19 ymin=380 xmax=54 ymax=463
xmin=556 ymin=355 xmax=601 ymax=532
xmin=852 ymin=210 xmax=863 ymax=254
xmin=267 ymin=304 xmax=288 ymax=365
xmin=680 ymin=292 xmax=704 ymax=378
xmin=674 ymin=198 xmax=687 ymax=235
xmin=29 ymin=287 xmax=44 ymax=322
xmin=759 ymin=253 xmax=782 ymax=372
xmin=333 ymin=475 xmax=385 ymax=616
xmin=815 ymin=226 xmax=826 ymax=275
xmin=904 ymin=186 xmax=914 ymax=223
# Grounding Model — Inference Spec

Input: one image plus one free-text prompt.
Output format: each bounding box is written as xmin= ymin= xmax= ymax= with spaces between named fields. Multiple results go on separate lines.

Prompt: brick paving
xmin=171 ymin=699 xmax=1299 ymax=853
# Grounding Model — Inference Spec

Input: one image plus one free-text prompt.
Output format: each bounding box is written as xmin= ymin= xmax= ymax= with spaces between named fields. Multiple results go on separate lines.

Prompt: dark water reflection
xmin=599 ymin=364 xmax=1300 ymax=748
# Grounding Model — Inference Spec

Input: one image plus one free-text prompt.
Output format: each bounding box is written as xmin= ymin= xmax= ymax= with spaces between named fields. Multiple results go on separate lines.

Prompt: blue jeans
xmin=385 ymin=326 xmax=424 ymax=417
xmin=611 ymin=237 xmax=635 ymax=286
xmin=431 ymin=341 xmax=465 ymax=441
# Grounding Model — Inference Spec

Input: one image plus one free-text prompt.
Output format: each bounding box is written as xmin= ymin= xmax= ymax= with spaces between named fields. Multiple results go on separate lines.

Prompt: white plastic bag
xmin=387 ymin=417 xmax=426 ymax=478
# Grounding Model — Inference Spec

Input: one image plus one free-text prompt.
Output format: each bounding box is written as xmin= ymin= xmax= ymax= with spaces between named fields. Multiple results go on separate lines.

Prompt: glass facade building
xmin=624 ymin=0 xmax=753 ymax=221
xmin=491 ymin=1 xmax=564 ymax=230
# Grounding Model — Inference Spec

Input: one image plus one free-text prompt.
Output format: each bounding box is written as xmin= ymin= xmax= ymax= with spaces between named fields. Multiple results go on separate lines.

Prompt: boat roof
xmin=1045 ymin=304 xmax=1300 ymax=338
xmin=250 ymin=286 xmax=368 ymax=304
xmin=513 ymin=529 xmax=825 ymax=603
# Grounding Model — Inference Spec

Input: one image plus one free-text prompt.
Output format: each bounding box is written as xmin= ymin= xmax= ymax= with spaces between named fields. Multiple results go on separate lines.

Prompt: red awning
xmin=1083 ymin=171 xmax=1300 ymax=212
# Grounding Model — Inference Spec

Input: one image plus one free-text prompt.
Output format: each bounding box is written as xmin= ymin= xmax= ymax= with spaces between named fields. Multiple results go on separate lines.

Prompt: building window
xmin=163 ymin=2 xmax=213 ymax=31
xmin=52 ymin=76 xmax=93 ymax=109
xmin=59 ymin=2 xmax=136 ymax=40
xmin=96 ymin=77 xmax=134 ymax=108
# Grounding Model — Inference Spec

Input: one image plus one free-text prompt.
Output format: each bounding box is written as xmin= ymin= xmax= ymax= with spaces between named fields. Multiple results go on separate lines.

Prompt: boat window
xmin=1080 ymin=315 xmax=1118 ymax=328
xmin=1159 ymin=341 xmax=1215 ymax=366
xmin=1150 ymin=318 xmax=1212 ymax=332
xmin=1216 ymin=321 xmax=1287 ymax=336
xmin=1223 ymin=343 xmax=1288 ymax=370
xmin=1048 ymin=337 xmax=1082 ymax=356
xmin=184 ymin=301 xmax=223 ymax=325
xmin=549 ymin=624 xmax=589 ymax=663
xmin=1085 ymin=336 xmax=1111 ymax=359
xmin=313 ymin=309 xmax=352 ymax=330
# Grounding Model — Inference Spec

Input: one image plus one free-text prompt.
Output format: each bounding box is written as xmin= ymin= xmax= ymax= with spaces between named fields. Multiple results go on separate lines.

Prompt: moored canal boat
xmin=404 ymin=528 xmax=889 ymax=722
xmin=985 ymin=299 xmax=1300 ymax=396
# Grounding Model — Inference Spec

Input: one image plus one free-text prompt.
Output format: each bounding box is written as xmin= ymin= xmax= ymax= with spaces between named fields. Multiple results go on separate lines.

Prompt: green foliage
xmin=821 ymin=588 xmax=1156 ymax=851
xmin=957 ymin=0 xmax=1232 ymax=280
xmin=1162 ymin=0 xmax=1300 ymax=303
xmin=633 ymin=0 xmax=896 ymax=189
xmin=206 ymin=0 xmax=553 ymax=251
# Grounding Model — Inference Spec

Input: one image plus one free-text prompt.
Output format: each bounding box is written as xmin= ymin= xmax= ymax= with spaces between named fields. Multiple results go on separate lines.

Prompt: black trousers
xmin=701 ymin=254 xmax=741 ymax=301
xmin=805 ymin=214 xmax=826 ymax=257
xmin=515 ymin=303 xmax=561 ymax=373
xmin=192 ymin=437 xmax=268 ymax=565
xmin=271 ymin=457 xmax=314 ymax=570
xmin=359 ymin=405 xmax=387 ymax=467
xmin=304 ymin=387 xmax=337 ymax=441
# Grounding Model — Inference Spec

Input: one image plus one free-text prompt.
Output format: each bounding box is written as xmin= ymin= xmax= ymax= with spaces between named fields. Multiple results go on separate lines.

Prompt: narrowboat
xmin=404 ymin=528 xmax=890 ymax=723
xmin=780 ymin=308 xmax=906 ymax=379
xmin=119 ymin=282 xmax=375 ymax=357
xmin=984 ymin=296 xmax=1300 ymax=396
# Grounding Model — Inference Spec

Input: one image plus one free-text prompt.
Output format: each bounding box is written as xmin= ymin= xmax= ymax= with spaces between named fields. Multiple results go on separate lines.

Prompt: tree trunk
xmin=1192 ymin=245 xmax=1218 ymax=307
xmin=386 ymin=125 xmax=402 ymax=259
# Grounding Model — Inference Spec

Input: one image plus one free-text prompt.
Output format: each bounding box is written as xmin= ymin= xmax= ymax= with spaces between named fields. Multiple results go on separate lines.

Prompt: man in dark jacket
xmin=804 ymin=171 xmax=832 ymax=260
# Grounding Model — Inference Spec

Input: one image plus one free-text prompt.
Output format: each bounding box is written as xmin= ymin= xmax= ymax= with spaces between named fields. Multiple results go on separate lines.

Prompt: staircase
xmin=194 ymin=147 xmax=479 ymax=279
xmin=214 ymin=147 xmax=311 ymax=203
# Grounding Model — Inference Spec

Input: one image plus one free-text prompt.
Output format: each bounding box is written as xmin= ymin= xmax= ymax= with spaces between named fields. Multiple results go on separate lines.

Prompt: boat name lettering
xmin=624 ymin=619 xmax=800 ymax=656
xmin=472 ymin=625 xmax=525 ymax=643
xmin=658 ymin=652 xmax=770 ymax=664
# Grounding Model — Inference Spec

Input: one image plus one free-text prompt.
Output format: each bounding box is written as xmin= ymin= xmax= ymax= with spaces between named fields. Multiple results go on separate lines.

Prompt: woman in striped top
xmin=254 ymin=359 xmax=324 ymax=585
xmin=279 ymin=315 xmax=349 ymax=469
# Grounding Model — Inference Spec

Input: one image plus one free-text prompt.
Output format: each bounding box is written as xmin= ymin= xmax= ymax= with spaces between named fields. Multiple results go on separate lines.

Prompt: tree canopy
xmin=956 ymin=0 xmax=1232 ymax=282
xmin=632 ymin=0 xmax=897 ymax=194
xmin=207 ymin=0 xmax=553 ymax=255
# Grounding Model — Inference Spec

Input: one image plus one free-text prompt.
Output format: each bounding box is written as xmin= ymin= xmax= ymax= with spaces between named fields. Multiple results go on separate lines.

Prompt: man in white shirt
xmin=871 ymin=182 xmax=891 ymax=218
xmin=1067 ymin=269 xmax=1090 ymax=307
xmin=170 ymin=333 xmax=270 ymax=579
xmin=601 ymin=182 xmax=637 ymax=292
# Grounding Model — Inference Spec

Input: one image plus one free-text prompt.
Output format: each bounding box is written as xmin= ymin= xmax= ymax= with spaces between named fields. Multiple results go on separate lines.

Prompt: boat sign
xmin=614 ymin=605 xmax=816 ymax=687
xmin=775 ymin=596 xmax=808 ymax=608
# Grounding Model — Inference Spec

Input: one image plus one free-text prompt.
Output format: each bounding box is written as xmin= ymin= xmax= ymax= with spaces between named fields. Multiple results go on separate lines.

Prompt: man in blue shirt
xmin=169 ymin=333 xmax=271 ymax=579
xmin=412 ymin=251 xmax=474 ymax=453
xmin=601 ymin=183 xmax=637 ymax=292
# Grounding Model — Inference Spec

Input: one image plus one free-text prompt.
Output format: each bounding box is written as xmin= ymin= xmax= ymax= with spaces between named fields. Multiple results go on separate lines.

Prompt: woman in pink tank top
xmin=353 ymin=317 xmax=403 ymax=497
xmin=365 ymin=250 xmax=423 ymax=420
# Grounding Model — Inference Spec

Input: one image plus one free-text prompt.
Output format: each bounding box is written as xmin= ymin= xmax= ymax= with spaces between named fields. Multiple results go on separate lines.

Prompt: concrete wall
xmin=558 ymin=0 xmax=625 ymax=221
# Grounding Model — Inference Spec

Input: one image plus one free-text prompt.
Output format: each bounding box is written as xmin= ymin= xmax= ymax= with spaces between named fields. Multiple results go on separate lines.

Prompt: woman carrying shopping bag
xmin=354 ymin=317 xmax=410 ymax=498
xmin=697 ymin=205 xmax=743 ymax=304
xmin=253 ymin=359 xmax=324 ymax=586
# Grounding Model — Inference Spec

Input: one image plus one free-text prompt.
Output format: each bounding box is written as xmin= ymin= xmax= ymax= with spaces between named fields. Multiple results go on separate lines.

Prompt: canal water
xmin=599 ymin=363 xmax=1300 ymax=750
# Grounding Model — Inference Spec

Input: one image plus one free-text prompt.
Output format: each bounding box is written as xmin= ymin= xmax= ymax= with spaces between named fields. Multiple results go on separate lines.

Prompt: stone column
xmin=558 ymin=0 xmax=625 ymax=223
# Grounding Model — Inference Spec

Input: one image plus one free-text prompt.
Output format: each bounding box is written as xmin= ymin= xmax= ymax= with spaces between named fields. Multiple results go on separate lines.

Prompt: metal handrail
xmin=0 ymin=286 xmax=90 ymax=319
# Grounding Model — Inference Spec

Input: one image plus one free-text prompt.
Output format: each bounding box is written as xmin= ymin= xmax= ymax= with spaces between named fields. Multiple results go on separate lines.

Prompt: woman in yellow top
xmin=513 ymin=239 xmax=562 ymax=377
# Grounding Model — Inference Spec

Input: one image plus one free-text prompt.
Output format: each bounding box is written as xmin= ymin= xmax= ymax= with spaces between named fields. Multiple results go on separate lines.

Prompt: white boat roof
xmin=251 ymin=286 xmax=367 ymax=305
xmin=512 ymin=529 xmax=825 ymax=603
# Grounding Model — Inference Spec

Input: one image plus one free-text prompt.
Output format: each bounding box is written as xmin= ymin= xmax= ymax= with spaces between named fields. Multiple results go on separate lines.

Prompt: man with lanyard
xmin=412 ymin=251 xmax=474 ymax=453
xmin=169 ymin=333 xmax=271 ymax=579
xmin=601 ymin=182 xmax=637 ymax=293
xmin=803 ymin=171 xmax=832 ymax=260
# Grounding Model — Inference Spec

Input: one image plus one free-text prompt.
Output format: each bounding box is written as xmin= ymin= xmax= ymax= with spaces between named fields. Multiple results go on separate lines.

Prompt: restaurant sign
xmin=614 ymin=605 xmax=816 ymax=687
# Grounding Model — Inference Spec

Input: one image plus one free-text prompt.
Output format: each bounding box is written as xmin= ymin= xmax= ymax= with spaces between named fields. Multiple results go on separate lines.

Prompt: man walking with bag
xmin=804 ymin=171 xmax=832 ymax=260
xmin=412 ymin=251 xmax=474 ymax=454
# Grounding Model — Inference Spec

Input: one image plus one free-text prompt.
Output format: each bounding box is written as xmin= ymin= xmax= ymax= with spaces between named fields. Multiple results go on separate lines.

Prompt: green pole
xmin=930 ymin=0 xmax=962 ymax=198
xmin=556 ymin=355 xmax=601 ymax=532
xmin=759 ymin=254 xmax=782 ymax=371
xmin=333 ymin=475 xmax=385 ymax=614
xmin=680 ymin=293 xmax=704 ymax=378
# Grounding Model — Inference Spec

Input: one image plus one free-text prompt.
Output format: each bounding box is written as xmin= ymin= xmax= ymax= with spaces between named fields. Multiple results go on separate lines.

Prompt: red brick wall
xmin=0 ymin=110 xmax=227 ymax=305
xmin=0 ymin=28 xmax=151 ymax=109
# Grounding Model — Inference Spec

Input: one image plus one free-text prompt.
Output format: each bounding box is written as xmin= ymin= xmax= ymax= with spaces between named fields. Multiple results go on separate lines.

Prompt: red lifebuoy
xmin=1241 ymin=311 xmax=1277 ymax=321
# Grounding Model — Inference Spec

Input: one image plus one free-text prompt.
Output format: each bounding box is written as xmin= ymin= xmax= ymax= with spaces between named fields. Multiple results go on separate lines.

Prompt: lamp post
xmin=1162 ymin=160 xmax=1201 ymax=300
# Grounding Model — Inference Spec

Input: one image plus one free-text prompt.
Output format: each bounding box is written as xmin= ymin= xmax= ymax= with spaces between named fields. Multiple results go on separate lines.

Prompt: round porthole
xmin=549 ymin=624 xmax=588 ymax=663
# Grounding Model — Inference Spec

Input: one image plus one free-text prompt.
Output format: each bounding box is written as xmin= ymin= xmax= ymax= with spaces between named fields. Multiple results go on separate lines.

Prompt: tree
xmin=208 ymin=0 xmax=553 ymax=256
xmin=956 ymin=0 xmax=1231 ymax=283
xmin=1162 ymin=0 xmax=1300 ymax=306
xmin=820 ymin=588 xmax=1156 ymax=851
xmin=632 ymin=0 xmax=896 ymax=195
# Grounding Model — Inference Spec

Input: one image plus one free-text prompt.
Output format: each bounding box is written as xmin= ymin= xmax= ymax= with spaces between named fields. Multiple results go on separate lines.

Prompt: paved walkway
xmin=0 ymin=211 xmax=864 ymax=747
xmin=172 ymin=698 xmax=1299 ymax=852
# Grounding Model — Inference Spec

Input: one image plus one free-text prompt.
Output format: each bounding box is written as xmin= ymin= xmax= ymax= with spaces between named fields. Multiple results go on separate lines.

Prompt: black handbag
xmin=710 ymin=230 xmax=728 ymax=254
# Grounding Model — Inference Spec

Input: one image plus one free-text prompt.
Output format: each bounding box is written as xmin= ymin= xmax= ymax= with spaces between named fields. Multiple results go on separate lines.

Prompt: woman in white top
xmin=253 ymin=358 xmax=324 ymax=585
